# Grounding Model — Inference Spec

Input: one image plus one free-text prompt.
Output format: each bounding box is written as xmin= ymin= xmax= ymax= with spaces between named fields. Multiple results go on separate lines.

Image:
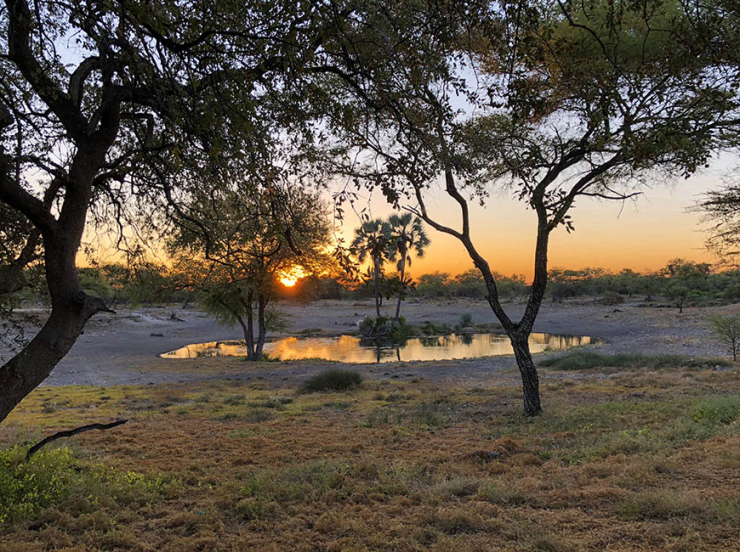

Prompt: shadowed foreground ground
xmin=0 ymin=357 xmax=738 ymax=551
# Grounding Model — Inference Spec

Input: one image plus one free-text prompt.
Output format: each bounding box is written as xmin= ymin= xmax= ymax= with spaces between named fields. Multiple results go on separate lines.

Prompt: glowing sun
xmin=279 ymin=266 xmax=305 ymax=287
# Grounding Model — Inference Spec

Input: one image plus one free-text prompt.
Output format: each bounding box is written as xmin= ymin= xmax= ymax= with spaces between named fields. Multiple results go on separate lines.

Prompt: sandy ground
xmin=3 ymin=299 xmax=738 ymax=388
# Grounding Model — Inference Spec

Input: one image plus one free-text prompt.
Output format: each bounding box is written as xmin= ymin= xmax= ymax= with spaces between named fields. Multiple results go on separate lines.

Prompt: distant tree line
xmin=8 ymin=258 xmax=739 ymax=315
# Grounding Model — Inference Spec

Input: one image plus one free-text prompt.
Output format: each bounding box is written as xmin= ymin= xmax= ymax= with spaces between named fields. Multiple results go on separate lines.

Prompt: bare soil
xmin=8 ymin=299 xmax=737 ymax=388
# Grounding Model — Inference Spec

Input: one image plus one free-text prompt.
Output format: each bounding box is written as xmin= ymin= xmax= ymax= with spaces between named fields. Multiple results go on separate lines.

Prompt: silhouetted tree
xmin=351 ymin=219 xmax=392 ymax=317
xmin=316 ymin=0 xmax=739 ymax=414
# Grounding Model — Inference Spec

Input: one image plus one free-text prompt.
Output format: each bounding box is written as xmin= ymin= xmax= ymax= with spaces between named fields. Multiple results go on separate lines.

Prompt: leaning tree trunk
xmin=0 ymin=1 xmax=121 ymax=424
xmin=0 ymin=155 xmax=112 ymax=423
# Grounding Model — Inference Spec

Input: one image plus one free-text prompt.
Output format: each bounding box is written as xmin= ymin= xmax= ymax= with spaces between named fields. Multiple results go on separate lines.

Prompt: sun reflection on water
xmin=160 ymin=333 xmax=592 ymax=363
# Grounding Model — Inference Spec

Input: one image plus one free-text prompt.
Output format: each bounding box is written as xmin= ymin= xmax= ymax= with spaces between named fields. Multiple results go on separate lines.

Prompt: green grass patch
xmin=540 ymin=351 xmax=732 ymax=371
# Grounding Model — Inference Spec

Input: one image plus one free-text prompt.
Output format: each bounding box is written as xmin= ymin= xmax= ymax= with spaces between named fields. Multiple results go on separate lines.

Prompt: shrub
xmin=0 ymin=446 xmax=76 ymax=523
xmin=456 ymin=313 xmax=474 ymax=330
xmin=709 ymin=315 xmax=740 ymax=361
xmin=300 ymin=369 xmax=363 ymax=393
xmin=359 ymin=315 xmax=414 ymax=342
xmin=0 ymin=446 xmax=177 ymax=524
xmin=599 ymin=291 xmax=624 ymax=305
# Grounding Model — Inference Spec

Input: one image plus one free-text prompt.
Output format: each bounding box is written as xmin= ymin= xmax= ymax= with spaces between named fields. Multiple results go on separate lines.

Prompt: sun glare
xmin=279 ymin=266 xmax=305 ymax=287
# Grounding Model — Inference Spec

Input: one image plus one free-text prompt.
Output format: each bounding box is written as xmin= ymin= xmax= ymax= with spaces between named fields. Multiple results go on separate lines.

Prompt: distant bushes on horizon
xmin=9 ymin=259 xmax=740 ymax=309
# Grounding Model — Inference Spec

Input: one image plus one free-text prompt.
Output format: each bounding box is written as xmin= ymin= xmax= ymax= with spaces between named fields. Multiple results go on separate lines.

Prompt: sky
xmin=333 ymin=154 xmax=738 ymax=281
xmin=80 ymin=152 xmax=735 ymax=283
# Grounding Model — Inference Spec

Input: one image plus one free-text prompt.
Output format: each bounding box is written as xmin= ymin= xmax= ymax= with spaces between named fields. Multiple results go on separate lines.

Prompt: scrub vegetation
xmin=0 ymin=359 xmax=738 ymax=551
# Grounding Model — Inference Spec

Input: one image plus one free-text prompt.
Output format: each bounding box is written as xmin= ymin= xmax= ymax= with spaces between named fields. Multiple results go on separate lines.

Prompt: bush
xmin=455 ymin=313 xmax=474 ymax=331
xmin=300 ymin=369 xmax=363 ymax=393
xmin=0 ymin=446 xmax=76 ymax=523
xmin=359 ymin=315 xmax=414 ymax=342
xmin=0 ymin=446 xmax=177 ymax=524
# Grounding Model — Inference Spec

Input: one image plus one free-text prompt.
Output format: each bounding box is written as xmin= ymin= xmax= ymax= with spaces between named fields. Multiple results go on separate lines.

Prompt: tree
xmin=316 ymin=0 xmax=740 ymax=415
xmin=171 ymin=185 xmax=332 ymax=361
xmin=350 ymin=218 xmax=392 ymax=317
xmin=710 ymin=315 xmax=740 ymax=361
xmin=0 ymin=0 xmax=327 ymax=423
xmin=663 ymin=259 xmax=712 ymax=313
xmin=452 ymin=269 xmax=488 ymax=298
xmin=416 ymin=272 xmax=451 ymax=298
xmin=387 ymin=213 xmax=430 ymax=321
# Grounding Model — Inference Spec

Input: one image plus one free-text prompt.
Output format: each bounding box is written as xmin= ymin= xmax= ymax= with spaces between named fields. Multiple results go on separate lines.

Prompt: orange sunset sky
xmin=84 ymin=154 xmax=736 ymax=282
xmin=334 ymin=153 xmax=738 ymax=280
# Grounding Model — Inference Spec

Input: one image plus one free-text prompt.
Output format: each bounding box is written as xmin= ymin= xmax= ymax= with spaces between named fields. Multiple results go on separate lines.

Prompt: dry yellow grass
xmin=0 ymin=363 xmax=738 ymax=551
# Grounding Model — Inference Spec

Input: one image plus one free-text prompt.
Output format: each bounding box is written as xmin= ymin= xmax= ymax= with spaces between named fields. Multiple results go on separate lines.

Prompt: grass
xmin=300 ymin=369 xmax=363 ymax=393
xmin=0 ymin=361 xmax=738 ymax=550
xmin=540 ymin=351 xmax=732 ymax=371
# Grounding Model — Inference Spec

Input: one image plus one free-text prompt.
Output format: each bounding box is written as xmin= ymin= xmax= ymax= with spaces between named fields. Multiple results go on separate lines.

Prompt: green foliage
xmin=545 ymin=262 xmax=740 ymax=307
xmin=300 ymin=369 xmax=363 ymax=393
xmin=0 ymin=446 xmax=176 ymax=524
xmin=540 ymin=351 xmax=731 ymax=371
xmin=0 ymin=446 xmax=75 ymax=523
xmin=413 ymin=270 xmax=525 ymax=300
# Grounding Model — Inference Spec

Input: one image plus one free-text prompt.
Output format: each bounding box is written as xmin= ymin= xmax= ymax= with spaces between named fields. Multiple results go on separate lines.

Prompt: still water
xmin=160 ymin=333 xmax=591 ymax=363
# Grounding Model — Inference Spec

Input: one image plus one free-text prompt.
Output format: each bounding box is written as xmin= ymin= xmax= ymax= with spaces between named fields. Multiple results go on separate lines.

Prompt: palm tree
xmin=351 ymin=218 xmax=392 ymax=317
xmin=388 ymin=213 xmax=430 ymax=322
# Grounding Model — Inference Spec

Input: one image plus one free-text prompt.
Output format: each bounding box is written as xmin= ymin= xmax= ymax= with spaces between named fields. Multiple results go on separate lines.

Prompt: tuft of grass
xmin=693 ymin=396 xmax=740 ymax=425
xmin=540 ymin=351 xmax=732 ymax=371
xmin=299 ymin=369 xmax=363 ymax=393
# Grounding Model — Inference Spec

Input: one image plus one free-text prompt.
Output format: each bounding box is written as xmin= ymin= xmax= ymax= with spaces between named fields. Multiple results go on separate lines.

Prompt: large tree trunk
xmin=509 ymin=332 xmax=542 ymax=416
xmin=0 ymin=0 xmax=121 ymax=424
xmin=0 ymin=178 xmax=106 ymax=422
xmin=235 ymin=313 xmax=254 ymax=361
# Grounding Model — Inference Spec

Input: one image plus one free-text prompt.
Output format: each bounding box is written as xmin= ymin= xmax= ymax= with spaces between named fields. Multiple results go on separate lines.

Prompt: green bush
xmin=0 ymin=446 xmax=76 ymax=523
xmin=0 ymin=446 xmax=177 ymax=524
xmin=300 ymin=369 xmax=363 ymax=393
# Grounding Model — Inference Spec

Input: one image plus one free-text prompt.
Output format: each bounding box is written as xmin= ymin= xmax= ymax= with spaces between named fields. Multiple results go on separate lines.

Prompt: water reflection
xmin=160 ymin=333 xmax=591 ymax=363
